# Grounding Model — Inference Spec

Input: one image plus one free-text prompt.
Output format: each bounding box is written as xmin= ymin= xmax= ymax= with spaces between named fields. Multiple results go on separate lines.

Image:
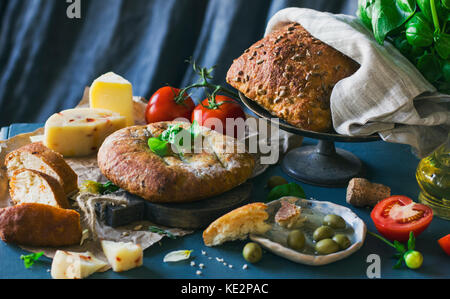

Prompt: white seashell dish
xmin=250 ymin=197 xmax=367 ymax=266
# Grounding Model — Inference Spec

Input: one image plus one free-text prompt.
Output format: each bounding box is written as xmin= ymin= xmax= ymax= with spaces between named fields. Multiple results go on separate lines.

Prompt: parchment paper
xmin=0 ymin=88 xmax=302 ymax=266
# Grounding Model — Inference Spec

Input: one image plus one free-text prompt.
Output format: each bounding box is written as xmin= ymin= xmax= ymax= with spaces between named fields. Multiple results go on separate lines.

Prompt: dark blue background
xmin=0 ymin=0 xmax=357 ymax=127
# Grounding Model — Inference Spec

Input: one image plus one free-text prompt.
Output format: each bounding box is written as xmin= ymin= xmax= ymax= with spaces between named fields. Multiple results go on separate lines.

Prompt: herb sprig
xmin=21 ymin=252 xmax=44 ymax=269
xmin=148 ymin=120 xmax=202 ymax=158
xmin=148 ymin=226 xmax=177 ymax=239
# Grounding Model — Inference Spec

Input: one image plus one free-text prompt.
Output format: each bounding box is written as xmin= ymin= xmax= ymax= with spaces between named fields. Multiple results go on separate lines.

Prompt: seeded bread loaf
xmin=0 ymin=203 xmax=82 ymax=247
xmin=5 ymin=142 xmax=78 ymax=196
xmin=9 ymin=169 xmax=70 ymax=209
xmin=203 ymin=202 xmax=271 ymax=247
xmin=226 ymin=22 xmax=360 ymax=132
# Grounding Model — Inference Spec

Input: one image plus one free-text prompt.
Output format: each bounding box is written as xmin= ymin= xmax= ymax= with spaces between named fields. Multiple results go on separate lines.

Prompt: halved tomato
xmin=371 ymin=195 xmax=433 ymax=242
xmin=438 ymin=234 xmax=450 ymax=256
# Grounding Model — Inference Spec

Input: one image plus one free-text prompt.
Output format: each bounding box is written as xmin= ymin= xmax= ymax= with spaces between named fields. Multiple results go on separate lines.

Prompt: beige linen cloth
xmin=267 ymin=8 xmax=450 ymax=157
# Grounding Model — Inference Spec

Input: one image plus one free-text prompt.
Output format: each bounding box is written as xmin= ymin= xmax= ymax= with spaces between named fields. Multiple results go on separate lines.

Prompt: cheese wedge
xmin=101 ymin=240 xmax=143 ymax=272
xmin=89 ymin=72 xmax=135 ymax=126
xmin=51 ymin=251 xmax=108 ymax=279
xmin=44 ymin=108 xmax=126 ymax=157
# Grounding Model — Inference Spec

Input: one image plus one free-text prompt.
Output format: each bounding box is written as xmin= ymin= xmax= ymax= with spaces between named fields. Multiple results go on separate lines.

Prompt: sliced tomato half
xmin=438 ymin=234 xmax=450 ymax=256
xmin=371 ymin=195 xmax=433 ymax=242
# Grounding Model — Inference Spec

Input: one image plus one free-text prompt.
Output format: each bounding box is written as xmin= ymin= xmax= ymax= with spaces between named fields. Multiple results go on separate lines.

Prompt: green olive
xmin=242 ymin=242 xmax=263 ymax=263
xmin=323 ymin=214 xmax=346 ymax=229
xmin=267 ymin=176 xmax=288 ymax=190
xmin=287 ymin=230 xmax=306 ymax=251
xmin=315 ymin=238 xmax=340 ymax=255
xmin=332 ymin=234 xmax=351 ymax=250
xmin=313 ymin=225 xmax=334 ymax=242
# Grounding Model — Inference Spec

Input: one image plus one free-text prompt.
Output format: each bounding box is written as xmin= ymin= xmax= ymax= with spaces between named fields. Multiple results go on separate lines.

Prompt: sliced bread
xmin=9 ymin=169 xmax=70 ymax=209
xmin=202 ymin=203 xmax=272 ymax=247
xmin=5 ymin=142 xmax=78 ymax=196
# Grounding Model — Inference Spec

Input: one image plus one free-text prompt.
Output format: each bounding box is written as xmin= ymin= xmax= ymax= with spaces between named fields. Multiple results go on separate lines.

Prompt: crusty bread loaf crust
xmin=0 ymin=203 xmax=82 ymax=247
xmin=203 ymin=202 xmax=271 ymax=247
xmin=9 ymin=169 xmax=70 ymax=209
xmin=97 ymin=122 xmax=255 ymax=203
xmin=5 ymin=142 xmax=78 ymax=196
xmin=226 ymin=22 xmax=360 ymax=132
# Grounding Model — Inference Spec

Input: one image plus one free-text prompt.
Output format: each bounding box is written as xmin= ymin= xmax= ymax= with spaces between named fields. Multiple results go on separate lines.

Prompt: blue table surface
xmin=0 ymin=123 xmax=449 ymax=279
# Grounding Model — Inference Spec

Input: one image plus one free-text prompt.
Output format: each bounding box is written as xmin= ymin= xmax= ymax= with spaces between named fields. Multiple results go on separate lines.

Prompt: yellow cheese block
xmin=44 ymin=108 xmax=126 ymax=157
xmin=89 ymin=72 xmax=135 ymax=126
xmin=101 ymin=240 xmax=143 ymax=272
xmin=51 ymin=250 xmax=108 ymax=279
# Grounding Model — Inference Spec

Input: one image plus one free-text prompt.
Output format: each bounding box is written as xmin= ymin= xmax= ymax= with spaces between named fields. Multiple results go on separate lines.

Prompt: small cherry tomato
xmin=438 ymin=234 xmax=450 ymax=256
xmin=145 ymin=86 xmax=195 ymax=124
xmin=371 ymin=196 xmax=433 ymax=242
xmin=191 ymin=95 xmax=246 ymax=138
xmin=404 ymin=250 xmax=423 ymax=269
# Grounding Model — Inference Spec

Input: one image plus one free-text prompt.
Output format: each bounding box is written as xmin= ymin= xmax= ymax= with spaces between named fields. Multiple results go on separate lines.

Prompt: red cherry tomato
xmin=145 ymin=86 xmax=195 ymax=124
xmin=371 ymin=196 xmax=433 ymax=242
xmin=191 ymin=95 xmax=246 ymax=138
xmin=438 ymin=234 xmax=450 ymax=256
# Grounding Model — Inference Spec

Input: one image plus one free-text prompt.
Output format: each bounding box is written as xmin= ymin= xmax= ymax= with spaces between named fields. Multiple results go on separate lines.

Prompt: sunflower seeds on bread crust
xmin=226 ymin=22 xmax=360 ymax=132
xmin=97 ymin=122 xmax=255 ymax=203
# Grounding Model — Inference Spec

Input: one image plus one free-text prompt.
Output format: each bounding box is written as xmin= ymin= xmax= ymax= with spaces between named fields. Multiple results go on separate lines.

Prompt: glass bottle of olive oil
xmin=416 ymin=135 xmax=450 ymax=220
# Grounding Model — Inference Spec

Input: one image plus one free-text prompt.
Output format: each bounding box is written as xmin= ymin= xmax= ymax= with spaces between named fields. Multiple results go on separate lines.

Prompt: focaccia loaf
xmin=226 ymin=22 xmax=359 ymax=132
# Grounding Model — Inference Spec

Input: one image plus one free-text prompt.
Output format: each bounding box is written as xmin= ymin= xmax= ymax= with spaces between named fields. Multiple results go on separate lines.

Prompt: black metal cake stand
xmin=239 ymin=92 xmax=381 ymax=188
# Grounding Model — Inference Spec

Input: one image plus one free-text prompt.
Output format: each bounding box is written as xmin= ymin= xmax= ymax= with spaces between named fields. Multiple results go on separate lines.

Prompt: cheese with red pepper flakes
xmin=44 ymin=108 xmax=126 ymax=157
xmin=90 ymin=72 xmax=135 ymax=127
xmin=51 ymin=250 xmax=108 ymax=279
xmin=101 ymin=240 xmax=143 ymax=272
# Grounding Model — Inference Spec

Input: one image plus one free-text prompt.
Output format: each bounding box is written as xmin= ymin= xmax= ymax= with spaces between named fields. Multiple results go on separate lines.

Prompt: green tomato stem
xmin=430 ymin=0 xmax=441 ymax=33
xmin=368 ymin=231 xmax=396 ymax=249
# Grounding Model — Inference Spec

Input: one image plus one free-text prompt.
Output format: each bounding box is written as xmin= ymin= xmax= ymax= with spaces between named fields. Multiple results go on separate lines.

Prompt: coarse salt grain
xmin=196 ymin=270 xmax=202 ymax=275
xmin=190 ymin=261 xmax=195 ymax=267
xmin=199 ymin=263 xmax=205 ymax=269
xmin=243 ymin=264 xmax=248 ymax=270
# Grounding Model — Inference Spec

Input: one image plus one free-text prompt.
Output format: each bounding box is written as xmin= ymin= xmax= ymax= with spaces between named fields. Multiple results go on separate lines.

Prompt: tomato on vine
xmin=145 ymin=86 xmax=195 ymax=124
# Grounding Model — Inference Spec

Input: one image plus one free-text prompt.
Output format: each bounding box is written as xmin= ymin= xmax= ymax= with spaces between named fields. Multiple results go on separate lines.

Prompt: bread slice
xmin=9 ymin=169 xmax=70 ymax=209
xmin=203 ymin=203 xmax=272 ymax=247
xmin=0 ymin=203 xmax=82 ymax=247
xmin=274 ymin=198 xmax=306 ymax=229
xmin=5 ymin=142 xmax=78 ymax=196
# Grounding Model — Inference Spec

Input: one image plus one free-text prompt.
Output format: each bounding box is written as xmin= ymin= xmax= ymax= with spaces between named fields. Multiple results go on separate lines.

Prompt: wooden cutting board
xmin=98 ymin=182 xmax=253 ymax=229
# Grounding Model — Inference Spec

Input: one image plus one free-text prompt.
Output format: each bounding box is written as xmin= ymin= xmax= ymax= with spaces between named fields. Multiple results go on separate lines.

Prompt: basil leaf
xmin=406 ymin=13 xmax=434 ymax=47
xmin=443 ymin=60 xmax=450 ymax=82
xmin=397 ymin=0 xmax=417 ymax=14
xmin=372 ymin=0 xmax=416 ymax=44
xmin=418 ymin=0 xmax=448 ymax=23
xmin=21 ymin=252 xmax=44 ymax=269
xmin=267 ymin=183 xmax=306 ymax=202
xmin=407 ymin=231 xmax=416 ymax=250
xmin=190 ymin=120 xmax=201 ymax=139
xmin=443 ymin=0 xmax=450 ymax=9
xmin=101 ymin=181 xmax=120 ymax=194
xmin=417 ymin=51 xmax=443 ymax=83
xmin=358 ymin=0 xmax=376 ymax=30
xmin=148 ymin=137 xmax=168 ymax=157
xmin=435 ymin=32 xmax=450 ymax=59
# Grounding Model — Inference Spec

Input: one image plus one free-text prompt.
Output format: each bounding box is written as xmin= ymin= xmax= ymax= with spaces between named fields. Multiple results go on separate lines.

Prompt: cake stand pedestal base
xmin=281 ymin=140 xmax=364 ymax=188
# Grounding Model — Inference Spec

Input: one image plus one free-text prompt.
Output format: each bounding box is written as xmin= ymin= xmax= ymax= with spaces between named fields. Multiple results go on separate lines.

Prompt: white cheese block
xmin=44 ymin=108 xmax=126 ymax=157
xmin=101 ymin=240 xmax=143 ymax=272
xmin=89 ymin=72 xmax=135 ymax=126
xmin=51 ymin=250 xmax=108 ymax=279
